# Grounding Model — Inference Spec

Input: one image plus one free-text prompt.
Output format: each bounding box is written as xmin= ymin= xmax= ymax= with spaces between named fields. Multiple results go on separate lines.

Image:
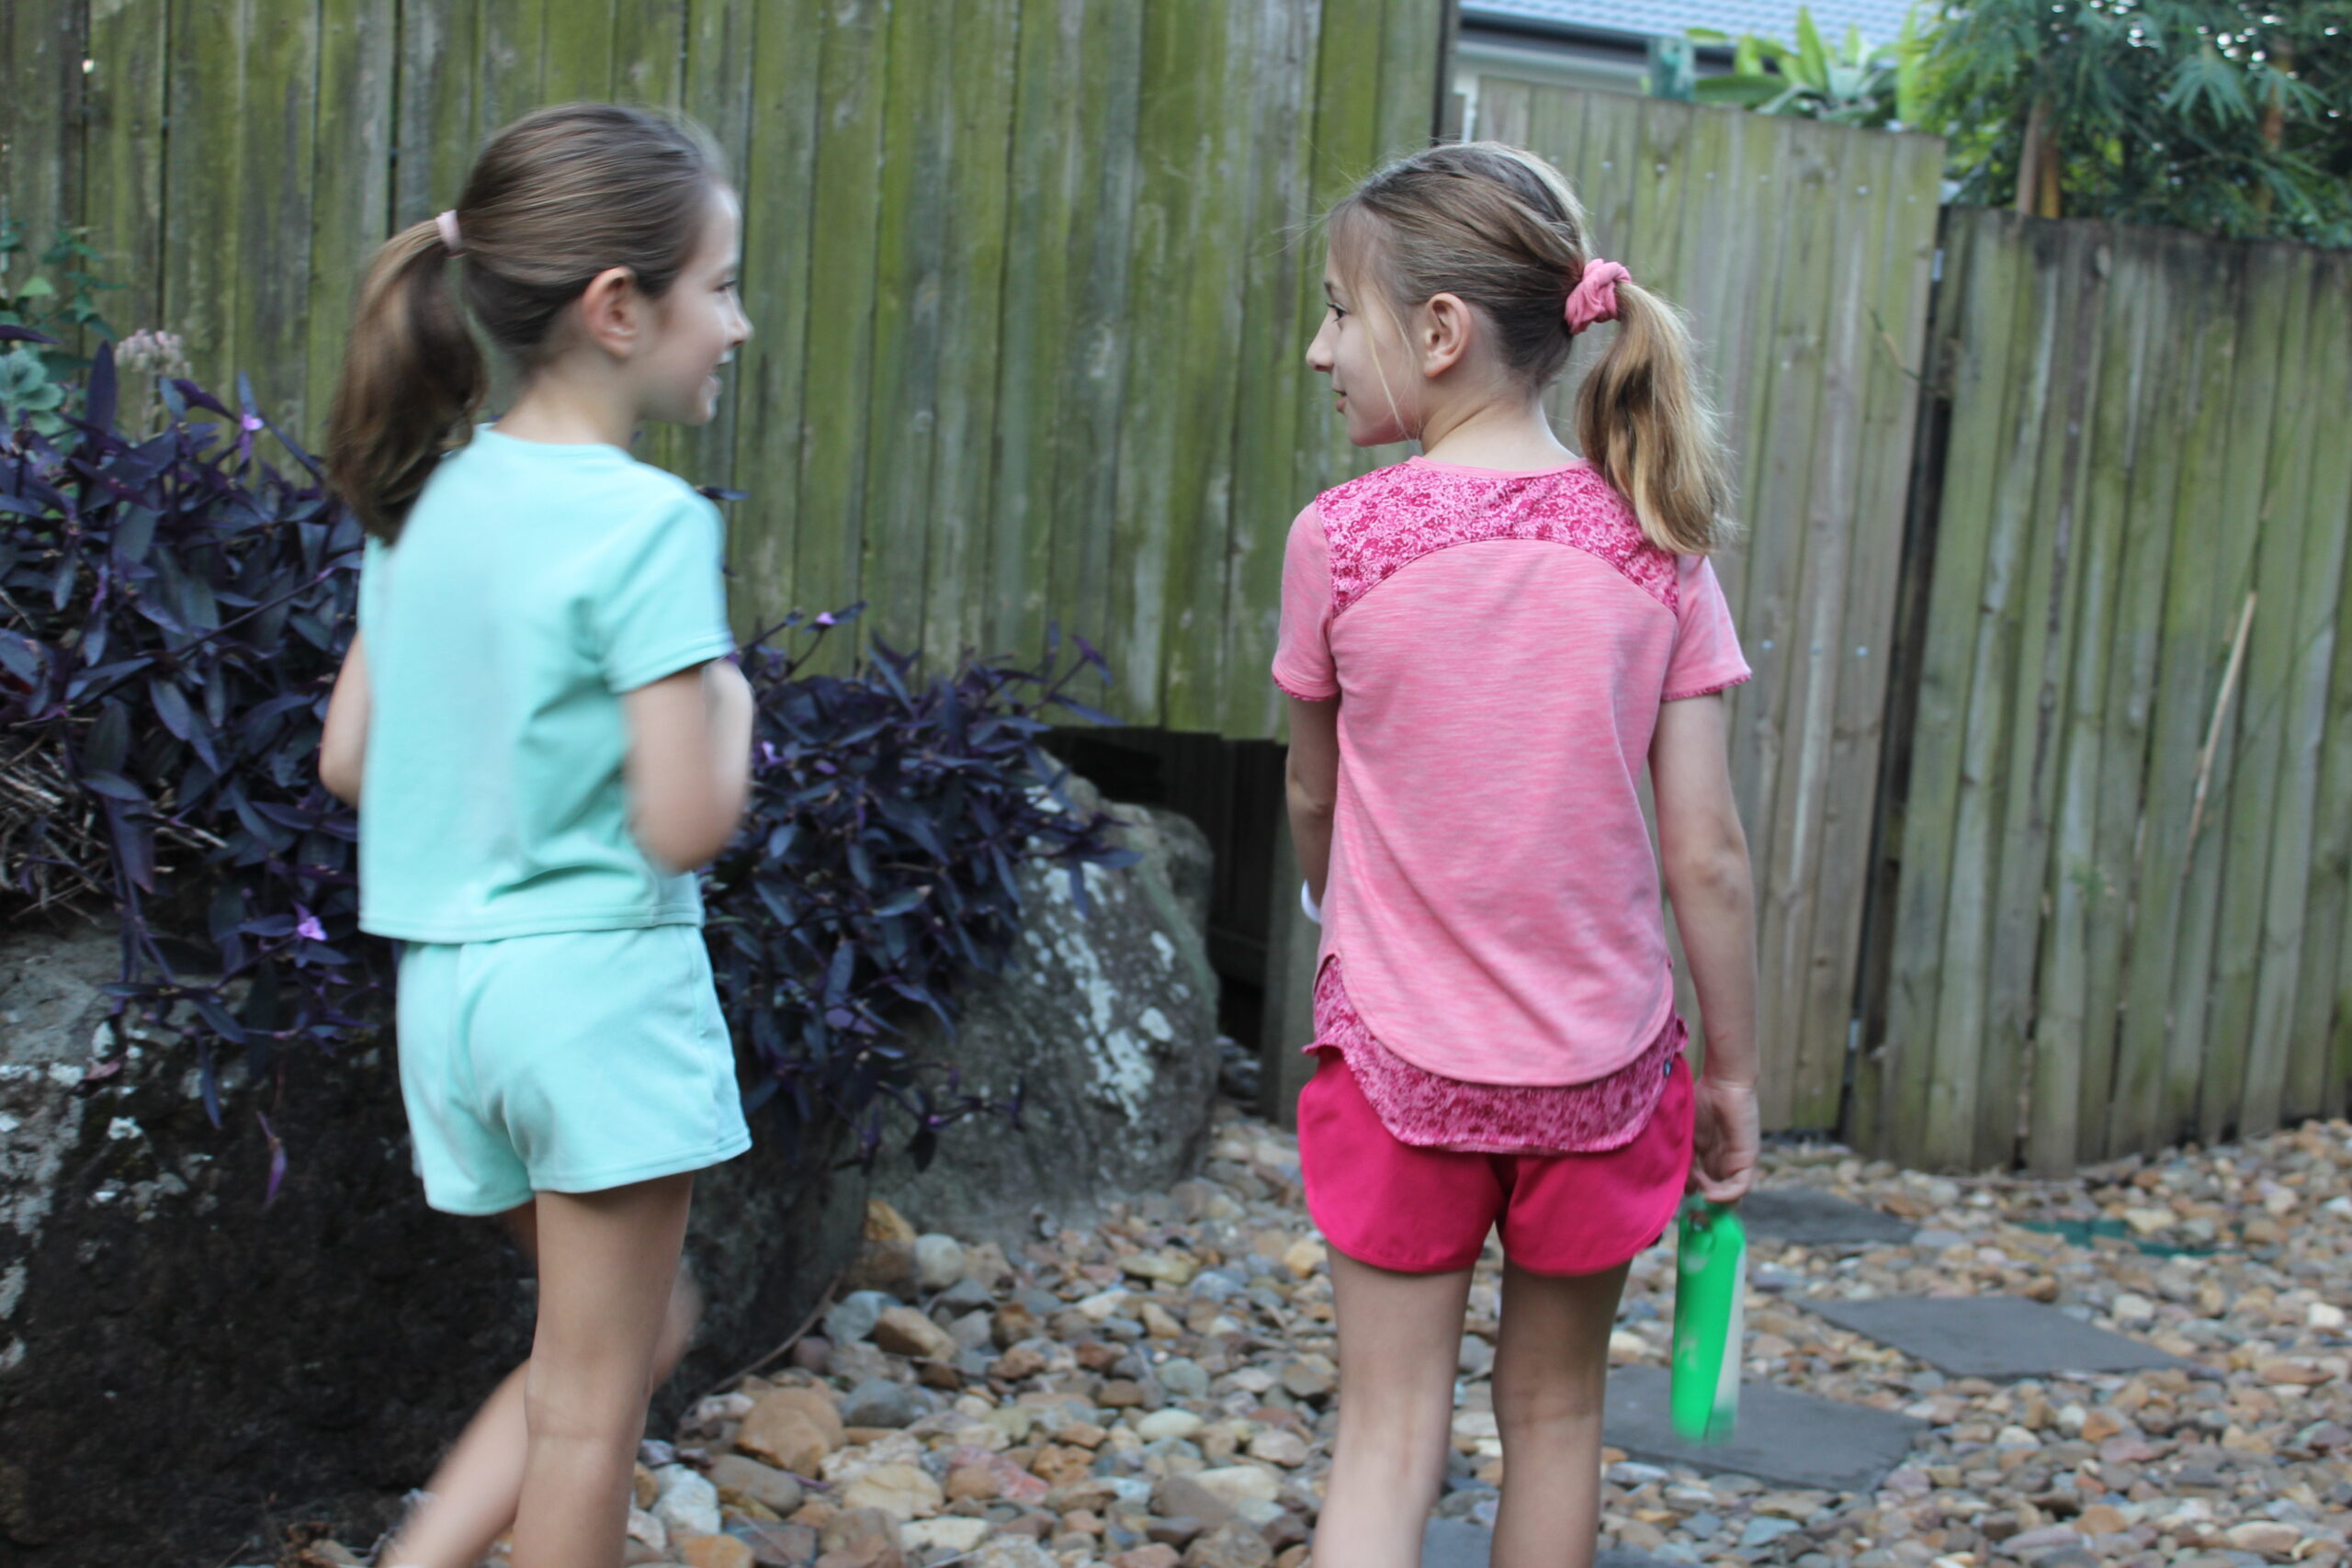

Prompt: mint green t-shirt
xmin=356 ymin=428 xmax=737 ymax=942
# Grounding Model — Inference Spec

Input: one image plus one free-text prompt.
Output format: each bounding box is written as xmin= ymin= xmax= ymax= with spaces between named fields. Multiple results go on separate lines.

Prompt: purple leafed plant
xmin=707 ymin=612 xmax=1138 ymax=1168
xmin=2 ymin=347 xmax=1136 ymax=1176
xmin=0 ymin=345 xmax=376 ymax=1138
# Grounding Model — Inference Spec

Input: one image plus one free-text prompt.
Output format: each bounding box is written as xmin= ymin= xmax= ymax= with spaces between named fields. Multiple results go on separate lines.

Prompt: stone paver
xmin=1603 ymin=1365 xmax=1926 ymax=1493
xmin=1802 ymin=1293 xmax=2195 ymax=1379
xmin=1738 ymin=1186 xmax=1917 ymax=1247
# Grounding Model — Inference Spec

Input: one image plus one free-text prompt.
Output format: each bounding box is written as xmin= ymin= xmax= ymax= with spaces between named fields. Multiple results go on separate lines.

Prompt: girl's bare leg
xmin=1315 ymin=1249 xmax=1475 ymax=1568
xmin=1488 ymin=1259 xmax=1630 ymax=1568
xmin=383 ymin=1185 xmax=702 ymax=1568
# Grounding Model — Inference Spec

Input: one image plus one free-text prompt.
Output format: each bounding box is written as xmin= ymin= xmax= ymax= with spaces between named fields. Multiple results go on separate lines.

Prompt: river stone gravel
xmin=275 ymin=1109 xmax=2350 ymax=1568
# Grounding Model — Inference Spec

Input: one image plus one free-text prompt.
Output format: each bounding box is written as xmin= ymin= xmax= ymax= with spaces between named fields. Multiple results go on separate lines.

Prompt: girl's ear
xmin=577 ymin=265 xmax=642 ymax=358
xmin=1419 ymin=291 xmax=1476 ymax=378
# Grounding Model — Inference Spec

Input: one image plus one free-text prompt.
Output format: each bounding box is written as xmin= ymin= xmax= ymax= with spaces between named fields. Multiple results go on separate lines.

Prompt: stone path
xmin=291 ymin=1107 xmax=2350 ymax=1568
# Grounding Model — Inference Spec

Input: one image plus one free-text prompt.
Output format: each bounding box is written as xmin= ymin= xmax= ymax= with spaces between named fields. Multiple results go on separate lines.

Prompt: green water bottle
xmin=1670 ymin=1196 xmax=1747 ymax=1444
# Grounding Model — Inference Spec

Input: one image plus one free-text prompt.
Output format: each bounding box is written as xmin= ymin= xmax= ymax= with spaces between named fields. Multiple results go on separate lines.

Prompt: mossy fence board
xmin=1859 ymin=209 xmax=2352 ymax=1172
xmin=1472 ymin=81 xmax=1947 ymax=1134
xmin=1 ymin=0 xmax=1442 ymax=734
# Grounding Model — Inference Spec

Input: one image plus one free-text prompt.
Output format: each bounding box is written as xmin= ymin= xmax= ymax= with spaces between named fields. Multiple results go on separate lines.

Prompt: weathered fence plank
xmin=725 ymin=0 xmax=826 ymax=637
xmin=84 ymin=0 xmax=169 ymax=339
xmin=2286 ymin=255 xmax=2352 ymax=1122
xmin=918 ymin=0 xmax=1020 ymax=664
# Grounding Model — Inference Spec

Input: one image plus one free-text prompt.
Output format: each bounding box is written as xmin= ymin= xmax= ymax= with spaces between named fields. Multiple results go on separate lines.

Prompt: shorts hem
xmin=421 ymin=1183 xmax=537 ymax=1218
xmin=529 ymin=1133 xmax=752 ymax=1196
xmin=1322 ymin=1234 xmax=1488 ymax=1275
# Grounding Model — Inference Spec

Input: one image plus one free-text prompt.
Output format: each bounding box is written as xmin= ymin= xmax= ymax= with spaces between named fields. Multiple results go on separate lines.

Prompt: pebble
xmin=913 ymin=1234 xmax=967 ymax=1293
xmin=824 ymin=1290 xmax=898 ymax=1348
xmin=838 ymin=1377 xmax=924 ymax=1430
xmin=650 ymin=1466 xmax=722 ymax=1539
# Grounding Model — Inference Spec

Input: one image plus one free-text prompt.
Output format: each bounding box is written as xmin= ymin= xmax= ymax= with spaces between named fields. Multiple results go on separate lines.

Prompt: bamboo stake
xmin=2186 ymin=591 xmax=2259 ymax=864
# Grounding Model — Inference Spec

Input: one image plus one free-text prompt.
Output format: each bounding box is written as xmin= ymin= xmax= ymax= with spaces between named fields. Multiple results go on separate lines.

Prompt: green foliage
xmin=0 ymin=218 xmax=120 ymax=434
xmin=1692 ymin=1 xmax=2352 ymax=245
xmin=1919 ymin=0 xmax=2352 ymax=244
xmin=1690 ymin=6 xmax=1929 ymax=128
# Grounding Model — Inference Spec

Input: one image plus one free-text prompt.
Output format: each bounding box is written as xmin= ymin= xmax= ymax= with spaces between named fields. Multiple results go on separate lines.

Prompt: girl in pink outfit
xmin=1274 ymin=142 xmax=1761 ymax=1568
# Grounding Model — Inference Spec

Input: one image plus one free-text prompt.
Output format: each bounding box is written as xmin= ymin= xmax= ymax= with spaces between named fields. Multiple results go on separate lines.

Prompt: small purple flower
xmin=759 ymin=740 xmax=783 ymax=768
xmin=240 ymin=413 xmax=264 ymax=433
xmin=295 ymin=908 xmax=326 ymax=942
xmin=815 ymin=611 xmax=837 ymax=627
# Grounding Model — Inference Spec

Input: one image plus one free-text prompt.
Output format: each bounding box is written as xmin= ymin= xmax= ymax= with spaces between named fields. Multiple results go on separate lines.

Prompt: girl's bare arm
xmin=620 ymin=659 xmax=753 ymax=873
xmin=320 ymin=634 xmax=372 ymax=806
xmin=1651 ymin=692 xmax=1760 ymax=1201
xmin=1283 ymin=695 xmax=1341 ymax=904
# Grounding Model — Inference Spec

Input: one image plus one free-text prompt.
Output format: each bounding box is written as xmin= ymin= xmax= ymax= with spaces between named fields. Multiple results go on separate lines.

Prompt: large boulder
xmin=873 ymin=782 xmax=1221 ymax=1238
xmin=0 ymin=916 xmax=864 ymax=1568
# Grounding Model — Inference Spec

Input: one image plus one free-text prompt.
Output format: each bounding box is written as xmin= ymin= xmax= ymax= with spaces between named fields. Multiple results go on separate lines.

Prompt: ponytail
xmin=1573 ymin=282 xmax=1735 ymax=556
xmin=326 ymin=220 xmax=485 ymax=542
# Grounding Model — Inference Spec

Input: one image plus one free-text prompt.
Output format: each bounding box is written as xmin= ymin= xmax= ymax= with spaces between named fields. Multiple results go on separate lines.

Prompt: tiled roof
xmin=1464 ymin=0 xmax=1922 ymax=47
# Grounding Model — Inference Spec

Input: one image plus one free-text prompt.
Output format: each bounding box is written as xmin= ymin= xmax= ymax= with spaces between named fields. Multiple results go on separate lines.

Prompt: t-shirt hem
xmin=1272 ymin=668 xmax=1338 ymax=701
xmin=359 ymin=905 xmax=706 ymax=944
xmin=1665 ymin=668 xmax=1753 ymax=703
xmin=1335 ymin=950 xmax=1681 ymax=1088
xmin=608 ymin=632 xmax=739 ymax=694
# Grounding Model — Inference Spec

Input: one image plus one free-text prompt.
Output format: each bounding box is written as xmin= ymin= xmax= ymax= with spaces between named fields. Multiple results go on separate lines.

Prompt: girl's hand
xmin=1689 ymin=1075 xmax=1758 ymax=1204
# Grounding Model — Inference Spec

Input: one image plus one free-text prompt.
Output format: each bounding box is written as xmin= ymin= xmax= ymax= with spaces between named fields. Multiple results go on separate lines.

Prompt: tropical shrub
xmin=1690 ymin=1 xmax=2352 ymax=246
xmin=1690 ymin=6 xmax=1928 ymax=129
xmin=1921 ymin=0 xmax=2352 ymax=243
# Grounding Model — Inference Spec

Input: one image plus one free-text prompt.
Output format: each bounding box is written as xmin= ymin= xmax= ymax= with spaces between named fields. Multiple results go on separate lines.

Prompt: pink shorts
xmin=1295 ymin=1045 xmax=1695 ymax=1277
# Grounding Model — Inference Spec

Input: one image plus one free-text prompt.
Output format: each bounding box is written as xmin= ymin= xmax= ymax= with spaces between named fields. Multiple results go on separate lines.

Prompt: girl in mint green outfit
xmin=317 ymin=104 xmax=755 ymax=1568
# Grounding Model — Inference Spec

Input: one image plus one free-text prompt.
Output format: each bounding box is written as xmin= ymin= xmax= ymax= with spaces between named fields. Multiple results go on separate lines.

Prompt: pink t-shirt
xmin=1272 ymin=456 xmax=1751 ymax=1087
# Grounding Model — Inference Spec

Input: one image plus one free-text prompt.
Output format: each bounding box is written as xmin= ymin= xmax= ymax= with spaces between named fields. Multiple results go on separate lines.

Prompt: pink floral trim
xmin=1664 ymin=673 xmax=1754 ymax=702
xmin=1314 ymin=461 xmax=1679 ymax=619
xmin=1306 ymin=957 xmax=1681 ymax=1155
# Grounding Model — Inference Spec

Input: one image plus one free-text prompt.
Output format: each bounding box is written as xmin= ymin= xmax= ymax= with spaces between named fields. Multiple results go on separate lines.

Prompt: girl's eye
xmin=1327 ymin=302 xmax=1347 ymax=321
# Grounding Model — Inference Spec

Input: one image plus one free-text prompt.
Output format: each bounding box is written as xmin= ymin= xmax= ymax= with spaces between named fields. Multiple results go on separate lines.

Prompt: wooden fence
xmin=1469 ymin=81 xmax=1946 ymax=1133
xmin=17 ymin=9 xmax=2352 ymax=1167
xmin=1857 ymin=209 xmax=2352 ymax=1172
xmin=0 ymin=0 xmax=1445 ymax=733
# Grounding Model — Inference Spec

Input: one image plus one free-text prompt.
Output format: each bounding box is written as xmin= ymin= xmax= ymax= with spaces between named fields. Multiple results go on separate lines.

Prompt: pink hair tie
xmin=1566 ymin=258 xmax=1630 ymax=334
xmin=435 ymin=210 xmax=464 ymax=254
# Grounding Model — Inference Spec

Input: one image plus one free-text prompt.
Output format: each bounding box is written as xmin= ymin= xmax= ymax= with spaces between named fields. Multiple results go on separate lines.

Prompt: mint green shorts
xmin=394 ymin=925 xmax=752 ymax=1215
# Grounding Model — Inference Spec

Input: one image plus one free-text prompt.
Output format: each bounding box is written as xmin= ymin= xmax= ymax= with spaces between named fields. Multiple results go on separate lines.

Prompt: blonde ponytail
xmin=1573 ymin=281 xmax=1734 ymax=555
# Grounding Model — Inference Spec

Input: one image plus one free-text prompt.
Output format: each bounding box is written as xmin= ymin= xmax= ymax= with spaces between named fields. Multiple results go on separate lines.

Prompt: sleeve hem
xmin=1272 ymin=670 xmax=1339 ymax=702
xmin=1664 ymin=671 xmax=1753 ymax=703
xmin=608 ymin=632 xmax=739 ymax=694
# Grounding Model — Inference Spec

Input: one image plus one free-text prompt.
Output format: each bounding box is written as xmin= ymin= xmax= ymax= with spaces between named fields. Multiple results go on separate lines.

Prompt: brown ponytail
xmin=1327 ymin=141 xmax=1735 ymax=555
xmin=326 ymin=103 xmax=725 ymax=541
xmin=327 ymin=221 xmax=483 ymax=540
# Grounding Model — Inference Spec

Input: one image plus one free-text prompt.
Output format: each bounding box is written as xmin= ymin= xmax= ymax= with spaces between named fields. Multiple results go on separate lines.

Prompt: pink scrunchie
xmin=435 ymin=210 xmax=464 ymax=254
xmin=1566 ymin=258 xmax=1630 ymax=333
